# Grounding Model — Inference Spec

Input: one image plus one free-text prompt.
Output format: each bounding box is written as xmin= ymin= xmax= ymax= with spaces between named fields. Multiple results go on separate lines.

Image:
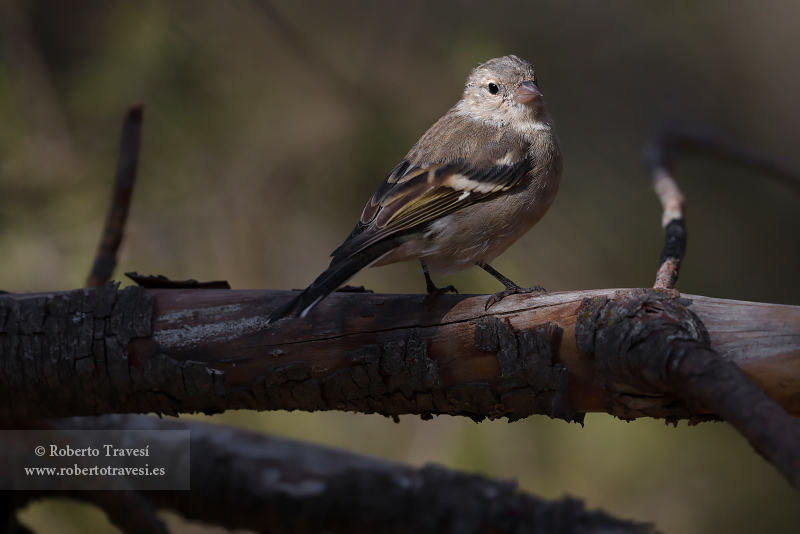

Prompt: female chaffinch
xmin=269 ymin=55 xmax=562 ymax=322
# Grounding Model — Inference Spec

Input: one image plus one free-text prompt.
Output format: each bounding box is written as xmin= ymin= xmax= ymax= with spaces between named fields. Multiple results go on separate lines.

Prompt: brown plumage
xmin=269 ymin=55 xmax=562 ymax=322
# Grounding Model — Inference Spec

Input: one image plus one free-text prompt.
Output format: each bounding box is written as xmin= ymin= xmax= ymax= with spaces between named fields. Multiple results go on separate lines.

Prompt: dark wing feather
xmin=330 ymin=157 xmax=532 ymax=263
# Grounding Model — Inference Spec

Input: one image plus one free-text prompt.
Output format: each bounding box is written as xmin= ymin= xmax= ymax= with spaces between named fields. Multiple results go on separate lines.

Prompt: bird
xmin=268 ymin=55 xmax=562 ymax=323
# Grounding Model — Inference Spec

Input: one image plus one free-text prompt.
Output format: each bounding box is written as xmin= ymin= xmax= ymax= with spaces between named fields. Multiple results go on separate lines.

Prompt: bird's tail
xmin=267 ymin=239 xmax=398 ymax=323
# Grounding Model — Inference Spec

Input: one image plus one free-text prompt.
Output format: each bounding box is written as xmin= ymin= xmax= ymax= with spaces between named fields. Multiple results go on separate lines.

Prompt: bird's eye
xmin=487 ymin=83 xmax=499 ymax=95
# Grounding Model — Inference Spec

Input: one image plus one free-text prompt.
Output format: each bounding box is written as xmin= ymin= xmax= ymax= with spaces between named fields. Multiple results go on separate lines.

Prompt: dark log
xmin=9 ymin=414 xmax=653 ymax=534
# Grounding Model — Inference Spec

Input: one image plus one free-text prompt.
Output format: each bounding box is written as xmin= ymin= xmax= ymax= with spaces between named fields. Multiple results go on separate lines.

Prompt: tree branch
xmin=9 ymin=414 xmax=655 ymax=534
xmin=576 ymin=291 xmax=800 ymax=489
xmin=1 ymin=285 xmax=798 ymax=422
xmin=86 ymin=103 xmax=143 ymax=288
xmin=642 ymin=124 xmax=800 ymax=290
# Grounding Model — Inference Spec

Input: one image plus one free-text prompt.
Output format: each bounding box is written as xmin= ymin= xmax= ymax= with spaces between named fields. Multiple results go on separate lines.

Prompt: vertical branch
xmin=651 ymin=167 xmax=686 ymax=290
xmin=86 ymin=103 xmax=143 ymax=288
xmin=641 ymin=125 xmax=800 ymax=290
xmin=641 ymin=130 xmax=687 ymax=290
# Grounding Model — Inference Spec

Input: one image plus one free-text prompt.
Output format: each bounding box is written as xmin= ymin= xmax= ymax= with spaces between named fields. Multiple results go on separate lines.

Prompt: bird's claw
xmin=423 ymin=285 xmax=458 ymax=307
xmin=484 ymin=285 xmax=546 ymax=311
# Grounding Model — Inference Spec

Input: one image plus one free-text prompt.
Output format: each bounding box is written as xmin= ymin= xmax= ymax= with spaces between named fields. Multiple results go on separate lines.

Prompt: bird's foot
xmin=422 ymin=284 xmax=458 ymax=307
xmin=485 ymin=285 xmax=546 ymax=311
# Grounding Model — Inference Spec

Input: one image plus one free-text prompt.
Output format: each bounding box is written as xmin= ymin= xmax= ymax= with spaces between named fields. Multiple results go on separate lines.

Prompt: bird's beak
xmin=514 ymin=81 xmax=542 ymax=104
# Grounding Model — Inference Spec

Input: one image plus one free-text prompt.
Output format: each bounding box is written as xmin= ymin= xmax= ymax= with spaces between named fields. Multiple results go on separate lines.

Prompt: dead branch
xmin=1 ymin=284 xmax=798 ymax=423
xmin=576 ymin=292 xmax=800 ymax=489
xmin=642 ymin=124 xmax=800 ymax=290
xmin=642 ymin=125 xmax=800 ymax=197
xmin=86 ymin=103 xmax=143 ymax=288
xmin=7 ymin=414 xmax=655 ymax=534
xmin=1 ymin=411 xmax=171 ymax=534
xmin=41 ymin=102 xmax=168 ymax=534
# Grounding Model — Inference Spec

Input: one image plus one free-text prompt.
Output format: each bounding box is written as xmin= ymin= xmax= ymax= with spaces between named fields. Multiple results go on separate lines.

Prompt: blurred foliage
xmin=2 ymin=0 xmax=799 ymax=533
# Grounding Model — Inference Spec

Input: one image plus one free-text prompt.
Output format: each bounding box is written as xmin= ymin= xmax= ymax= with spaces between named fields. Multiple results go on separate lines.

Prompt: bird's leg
xmin=421 ymin=261 xmax=458 ymax=306
xmin=479 ymin=262 xmax=546 ymax=311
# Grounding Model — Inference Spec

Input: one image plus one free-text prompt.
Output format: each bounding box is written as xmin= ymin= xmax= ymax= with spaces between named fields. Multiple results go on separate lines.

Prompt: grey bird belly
xmin=373 ymin=169 xmax=560 ymax=274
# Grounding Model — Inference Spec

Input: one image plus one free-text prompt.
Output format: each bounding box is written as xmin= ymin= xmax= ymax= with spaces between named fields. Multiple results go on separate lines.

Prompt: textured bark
xmin=1 ymin=284 xmax=799 ymax=423
xmin=0 ymin=284 xmax=156 ymax=419
xmin=575 ymin=290 xmax=800 ymax=489
xmin=12 ymin=414 xmax=653 ymax=534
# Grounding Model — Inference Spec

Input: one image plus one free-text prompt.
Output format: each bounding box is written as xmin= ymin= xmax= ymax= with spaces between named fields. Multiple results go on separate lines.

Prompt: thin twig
xmin=641 ymin=124 xmax=800 ymax=289
xmin=649 ymin=166 xmax=685 ymax=290
xmin=643 ymin=125 xmax=800 ymax=195
xmin=86 ymin=103 xmax=143 ymax=288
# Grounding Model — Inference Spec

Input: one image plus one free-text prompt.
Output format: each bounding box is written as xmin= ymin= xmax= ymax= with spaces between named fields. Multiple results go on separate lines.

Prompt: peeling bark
xmin=475 ymin=318 xmax=576 ymax=423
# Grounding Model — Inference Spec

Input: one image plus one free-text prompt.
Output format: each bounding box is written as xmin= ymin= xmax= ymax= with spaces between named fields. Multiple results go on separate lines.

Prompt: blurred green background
xmin=2 ymin=1 xmax=799 ymax=532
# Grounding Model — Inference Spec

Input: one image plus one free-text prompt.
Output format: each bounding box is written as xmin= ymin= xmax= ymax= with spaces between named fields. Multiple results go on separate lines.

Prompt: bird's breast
xmin=412 ymin=165 xmax=560 ymax=274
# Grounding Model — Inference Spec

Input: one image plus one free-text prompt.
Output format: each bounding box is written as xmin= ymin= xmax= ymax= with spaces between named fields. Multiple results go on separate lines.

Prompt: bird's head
xmin=459 ymin=55 xmax=546 ymax=127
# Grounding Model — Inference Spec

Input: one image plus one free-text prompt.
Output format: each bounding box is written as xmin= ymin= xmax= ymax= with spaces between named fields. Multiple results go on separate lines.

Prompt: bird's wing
xmin=329 ymin=154 xmax=532 ymax=263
